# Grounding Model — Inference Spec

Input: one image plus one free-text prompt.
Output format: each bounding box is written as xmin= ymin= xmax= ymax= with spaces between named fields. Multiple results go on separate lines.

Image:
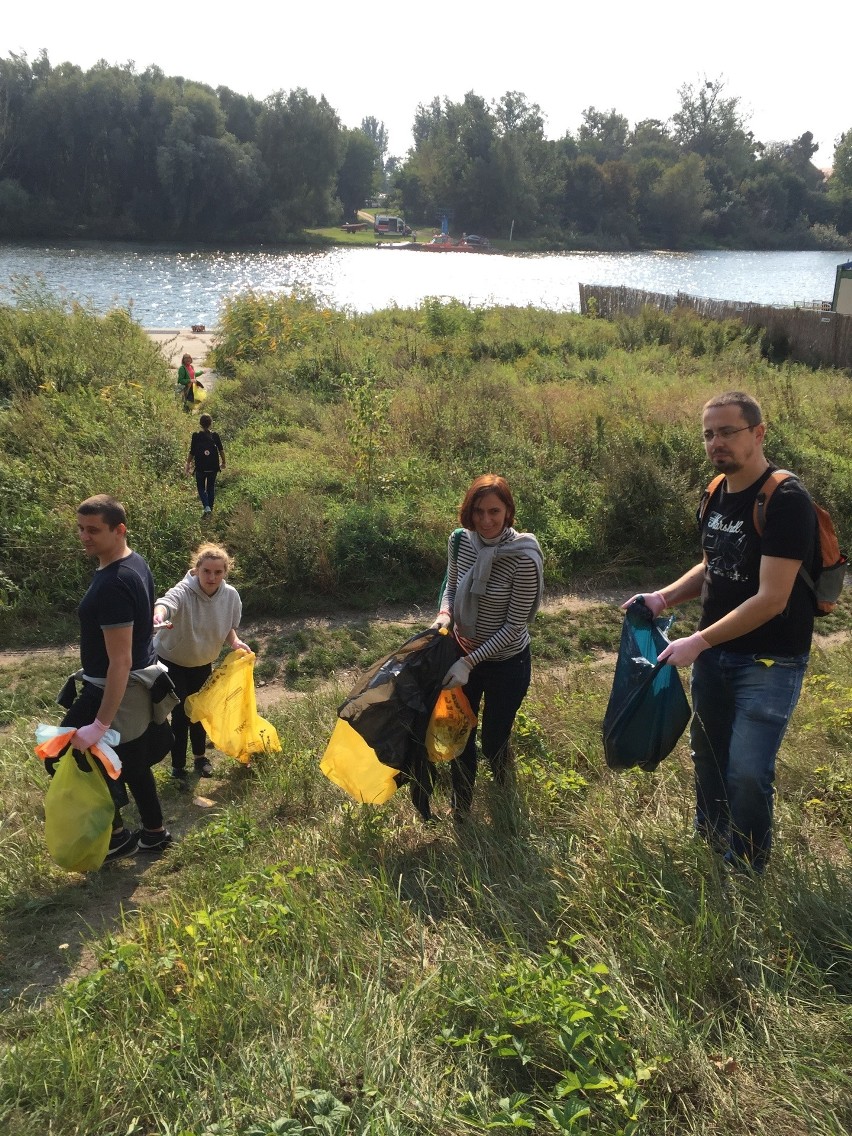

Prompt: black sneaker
xmin=104 ymin=828 xmax=139 ymax=861
xmin=171 ymin=766 xmax=189 ymax=782
xmin=137 ymin=828 xmax=174 ymax=853
xmin=194 ymin=758 xmax=214 ymax=777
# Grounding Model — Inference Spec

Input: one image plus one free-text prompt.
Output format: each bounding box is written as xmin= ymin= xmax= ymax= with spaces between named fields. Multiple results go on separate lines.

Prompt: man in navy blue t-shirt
xmin=623 ymin=392 xmax=816 ymax=873
xmin=63 ymin=495 xmax=174 ymax=859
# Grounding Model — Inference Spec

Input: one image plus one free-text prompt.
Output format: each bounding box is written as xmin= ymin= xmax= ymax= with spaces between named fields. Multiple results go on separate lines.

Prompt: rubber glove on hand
xmin=71 ymin=718 xmax=110 ymax=752
xmin=430 ymin=613 xmax=452 ymax=631
xmin=232 ymin=639 xmax=251 ymax=652
xmin=657 ymin=631 xmax=710 ymax=667
xmin=621 ymin=591 xmax=668 ymax=617
xmin=442 ymin=658 xmax=472 ymax=690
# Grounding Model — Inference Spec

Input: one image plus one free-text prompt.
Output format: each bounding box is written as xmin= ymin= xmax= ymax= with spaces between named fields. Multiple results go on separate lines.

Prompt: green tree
xmin=646 ymin=153 xmax=710 ymax=246
xmin=577 ymin=107 xmax=629 ymax=164
xmin=828 ymin=130 xmax=852 ymax=233
xmin=337 ymin=128 xmax=379 ymax=219
xmin=256 ymin=88 xmax=343 ymax=230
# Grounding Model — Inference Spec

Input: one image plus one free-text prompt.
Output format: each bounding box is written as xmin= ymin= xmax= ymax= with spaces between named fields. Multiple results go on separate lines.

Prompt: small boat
xmin=421 ymin=233 xmax=492 ymax=252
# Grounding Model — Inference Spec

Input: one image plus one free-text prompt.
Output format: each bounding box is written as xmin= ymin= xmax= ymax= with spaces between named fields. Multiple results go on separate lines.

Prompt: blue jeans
xmin=690 ymin=647 xmax=808 ymax=871
xmin=196 ymin=471 xmax=217 ymax=510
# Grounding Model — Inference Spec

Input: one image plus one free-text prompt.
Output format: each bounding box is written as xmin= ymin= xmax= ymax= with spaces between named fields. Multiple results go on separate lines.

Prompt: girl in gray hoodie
xmin=154 ymin=543 xmax=249 ymax=780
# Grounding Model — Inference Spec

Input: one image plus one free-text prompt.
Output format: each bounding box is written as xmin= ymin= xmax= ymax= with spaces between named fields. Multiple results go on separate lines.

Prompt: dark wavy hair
xmin=459 ymin=474 xmax=515 ymax=529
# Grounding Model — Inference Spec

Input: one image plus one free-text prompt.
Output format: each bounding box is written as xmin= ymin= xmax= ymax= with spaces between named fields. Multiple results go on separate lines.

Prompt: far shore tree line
xmin=2 ymin=52 xmax=852 ymax=249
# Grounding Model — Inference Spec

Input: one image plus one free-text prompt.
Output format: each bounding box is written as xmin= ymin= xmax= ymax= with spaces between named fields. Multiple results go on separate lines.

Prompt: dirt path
xmin=3 ymin=591 xmax=848 ymax=1008
xmin=146 ymin=327 xmax=220 ymax=397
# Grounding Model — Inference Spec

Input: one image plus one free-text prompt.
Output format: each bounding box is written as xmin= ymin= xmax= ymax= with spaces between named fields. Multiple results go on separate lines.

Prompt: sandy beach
xmin=145 ymin=328 xmax=216 ymax=369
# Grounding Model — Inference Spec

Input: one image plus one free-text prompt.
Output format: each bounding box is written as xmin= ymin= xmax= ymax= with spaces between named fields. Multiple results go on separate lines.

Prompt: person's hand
xmin=232 ymin=639 xmax=251 ymax=652
xmin=621 ymin=591 xmax=668 ymax=617
xmin=442 ymin=658 xmax=472 ymax=689
xmin=658 ymin=631 xmax=710 ymax=667
xmin=430 ymin=612 xmax=451 ymax=631
xmin=153 ymin=615 xmax=173 ymax=629
xmin=71 ymin=718 xmax=110 ymax=752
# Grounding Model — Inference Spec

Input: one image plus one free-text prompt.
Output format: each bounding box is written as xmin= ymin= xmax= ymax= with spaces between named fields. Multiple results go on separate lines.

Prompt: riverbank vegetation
xmin=2 ymin=53 xmax=852 ymax=249
xmin=4 ymin=288 xmax=852 ymax=640
xmin=0 ymin=294 xmax=850 ymax=1134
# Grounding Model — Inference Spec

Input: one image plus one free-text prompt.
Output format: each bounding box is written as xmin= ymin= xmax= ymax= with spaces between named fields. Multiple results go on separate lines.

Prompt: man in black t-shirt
xmin=62 ymin=495 xmax=174 ymax=860
xmin=623 ymin=392 xmax=816 ymax=872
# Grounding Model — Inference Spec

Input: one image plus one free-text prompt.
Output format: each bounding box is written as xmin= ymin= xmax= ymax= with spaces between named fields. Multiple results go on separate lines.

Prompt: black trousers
xmin=451 ymin=646 xmax=532 ymax=815
xmin=58 ymin=682 xmax=169 ymax=830
xmin=159 ymin=657 xmax=212 ymax=770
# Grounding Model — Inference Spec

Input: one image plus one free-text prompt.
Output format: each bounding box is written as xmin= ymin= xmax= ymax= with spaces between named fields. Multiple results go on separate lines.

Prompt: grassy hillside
xmin=0 ymin=293 xmax=850 ymax=1135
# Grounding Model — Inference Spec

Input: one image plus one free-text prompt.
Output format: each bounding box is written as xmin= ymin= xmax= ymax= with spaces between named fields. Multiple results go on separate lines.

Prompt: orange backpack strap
xmin=698 ymin=473 xmax=726 ymax=525
xmin=754 ymin=470 xmax=794 ymax=534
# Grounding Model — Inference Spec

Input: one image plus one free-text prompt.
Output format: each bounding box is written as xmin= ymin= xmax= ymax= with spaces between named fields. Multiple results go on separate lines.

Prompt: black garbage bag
xmin=603 ymin=599 xmax=692 ymax=772
xmin=338 ymin=628 xmax=462 ymax=774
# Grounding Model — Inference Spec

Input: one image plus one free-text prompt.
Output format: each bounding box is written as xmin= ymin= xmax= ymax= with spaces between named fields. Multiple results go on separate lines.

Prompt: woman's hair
xmin=199 ymin=413 xmax=212 ymax=429
xmin=459 ymin=474 xmax=516 ymax=528
xmin=190 ymin=542 xmax=233 ymax=574
xmin=181 ymin=353 xmax=192 ymax=366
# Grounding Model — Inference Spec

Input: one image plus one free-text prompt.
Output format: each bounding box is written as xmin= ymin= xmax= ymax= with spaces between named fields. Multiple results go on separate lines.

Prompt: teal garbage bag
xmin=603 ymin=599 xmax=691 ymax=772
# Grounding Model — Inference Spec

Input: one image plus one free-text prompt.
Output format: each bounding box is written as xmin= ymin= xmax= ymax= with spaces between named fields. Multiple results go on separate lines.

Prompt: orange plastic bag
xmin=319 ymin=719 xmax=401 ymax=804
xmin=185 ymin=650 xmax=280 ymax=764
xmin=425 ymin=688 xmax=477 ymax=762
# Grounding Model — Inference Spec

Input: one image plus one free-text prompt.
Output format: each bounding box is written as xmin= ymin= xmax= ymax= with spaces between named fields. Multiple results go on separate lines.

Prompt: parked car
xmin=374 ymin=214 xmax=413 ymax=236
xmin=461 ymin=234 xmax=491 ymax=248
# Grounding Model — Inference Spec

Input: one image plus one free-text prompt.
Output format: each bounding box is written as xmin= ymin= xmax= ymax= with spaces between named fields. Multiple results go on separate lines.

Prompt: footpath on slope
xmin=146 ymin=327 xmax=219 ymax=396
xmin=0 ymin=587 xmax=619 ymax=1008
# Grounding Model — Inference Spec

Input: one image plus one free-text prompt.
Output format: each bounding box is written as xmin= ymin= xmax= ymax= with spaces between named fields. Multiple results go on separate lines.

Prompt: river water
xmin=1 ymin=240 xmax=850 ymax=328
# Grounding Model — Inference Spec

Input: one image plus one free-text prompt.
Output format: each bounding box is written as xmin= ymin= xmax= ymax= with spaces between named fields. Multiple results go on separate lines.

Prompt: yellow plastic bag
xmin=44 ymin=750 xmax=114 ymax=872
xmin=425 ymin=687 xmax=477 ymax=762
xmin=185 ymin=650 xmax=281 ymax=764
xmin=320 ymin=719 xmax=401 ymax=804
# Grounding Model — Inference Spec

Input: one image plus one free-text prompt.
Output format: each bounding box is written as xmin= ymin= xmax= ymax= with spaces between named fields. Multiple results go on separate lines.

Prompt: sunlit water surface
xmin=1 ymin=241 xmax=850 ymax=327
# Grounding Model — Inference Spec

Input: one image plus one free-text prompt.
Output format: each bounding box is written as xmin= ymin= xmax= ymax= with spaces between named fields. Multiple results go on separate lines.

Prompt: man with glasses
xmin=623 ymin=391 xmax=817 ymax=873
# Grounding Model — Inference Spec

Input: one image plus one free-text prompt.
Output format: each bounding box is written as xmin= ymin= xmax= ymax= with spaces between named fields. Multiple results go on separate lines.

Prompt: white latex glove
xmin=442 ymin=657 xmax=472 ymax=689
xmin=71 ymin=718 xmax=110 ymax=752
xmin=658 ymin=631 xmax=711 ymax=667
xmin=430 ymin=613 xmax=452 ymax=631
xmin=621 ymin=591 xmax=668 ymax=616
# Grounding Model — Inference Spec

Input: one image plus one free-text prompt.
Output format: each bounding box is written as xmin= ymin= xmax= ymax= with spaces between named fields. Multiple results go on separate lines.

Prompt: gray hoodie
xmin=154 ymin=571 xmax=243 ymax=667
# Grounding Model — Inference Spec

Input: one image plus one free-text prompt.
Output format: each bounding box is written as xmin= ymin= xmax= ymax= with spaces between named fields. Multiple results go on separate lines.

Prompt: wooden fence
xmin=578 ymin=284 xmax=852 ymax=371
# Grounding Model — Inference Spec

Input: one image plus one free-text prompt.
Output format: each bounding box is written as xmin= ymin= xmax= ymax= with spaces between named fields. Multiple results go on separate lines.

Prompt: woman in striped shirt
xmin=434 ymin=475 xmax=544 ymax=822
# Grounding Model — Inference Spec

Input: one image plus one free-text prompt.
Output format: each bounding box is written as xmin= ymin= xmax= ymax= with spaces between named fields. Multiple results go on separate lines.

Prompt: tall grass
xmin=0 ymin=292 xmax=850 ymax=1134
xmin=1 ymin=637 xmax=850 ymax=1135
xmin=4 ymin=292 xmax=852 ymax=639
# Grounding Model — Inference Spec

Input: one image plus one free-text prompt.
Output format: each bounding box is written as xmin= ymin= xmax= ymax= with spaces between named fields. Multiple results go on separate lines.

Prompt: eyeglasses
xmin=702 ymin=425 xmax=755 ymax=442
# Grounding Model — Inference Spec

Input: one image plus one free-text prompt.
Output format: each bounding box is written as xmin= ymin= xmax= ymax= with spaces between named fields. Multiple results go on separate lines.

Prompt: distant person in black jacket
xmin=186 ymin=413 xmax=225 ymax=516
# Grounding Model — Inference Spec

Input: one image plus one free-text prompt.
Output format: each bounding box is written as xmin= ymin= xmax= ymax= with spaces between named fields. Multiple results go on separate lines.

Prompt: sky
xmin=3 ymin=0 xmax=849 ymax=169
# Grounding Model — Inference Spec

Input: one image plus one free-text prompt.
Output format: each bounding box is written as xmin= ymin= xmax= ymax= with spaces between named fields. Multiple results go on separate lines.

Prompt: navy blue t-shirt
xmin=699 ymin=467 xmax=816 ymax=655
xmin=77 ymin=550 xmax=157 ymax=677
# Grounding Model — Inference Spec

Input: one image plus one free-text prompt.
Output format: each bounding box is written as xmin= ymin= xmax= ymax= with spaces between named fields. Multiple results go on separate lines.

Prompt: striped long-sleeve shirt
xmin=439 ymin=528 xmax=541 ymax=665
